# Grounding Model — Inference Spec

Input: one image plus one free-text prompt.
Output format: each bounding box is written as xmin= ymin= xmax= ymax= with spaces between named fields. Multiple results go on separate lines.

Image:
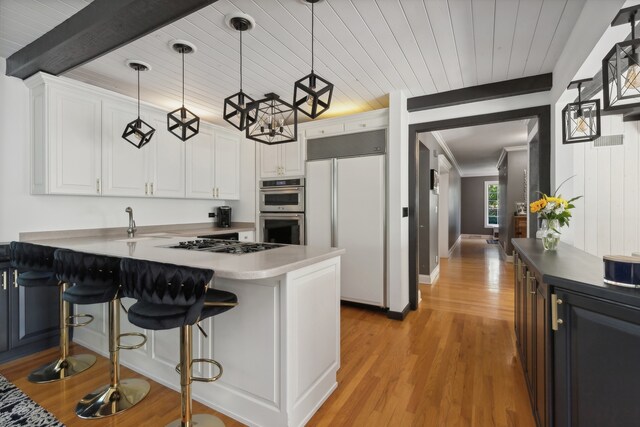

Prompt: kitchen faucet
xmin=125 ymin=207 xmax=137 ymax=238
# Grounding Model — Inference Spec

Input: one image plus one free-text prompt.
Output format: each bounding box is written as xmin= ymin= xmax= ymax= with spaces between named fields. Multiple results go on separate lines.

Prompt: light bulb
xmin=575 ymin=116 xmax=589 ymax=134
xmin=625 ymin=63 xmax=640 ymax=90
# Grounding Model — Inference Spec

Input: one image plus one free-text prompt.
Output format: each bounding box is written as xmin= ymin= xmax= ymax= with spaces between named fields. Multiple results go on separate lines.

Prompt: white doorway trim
xmin=438 ymin=154 xmax=451 ymax=259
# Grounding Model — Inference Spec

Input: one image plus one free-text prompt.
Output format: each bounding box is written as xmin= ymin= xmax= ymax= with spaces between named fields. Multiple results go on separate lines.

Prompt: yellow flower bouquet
xmin=530 ymin=178 xmax=581 ymax=250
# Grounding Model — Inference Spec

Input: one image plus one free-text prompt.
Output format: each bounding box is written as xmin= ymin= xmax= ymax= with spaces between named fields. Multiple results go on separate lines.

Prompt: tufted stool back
xmin=9 ymin=241 xmax=56 ymax=272
xmin=54 ymin=249 xmax=121 ymax=305
xmin=120 ymin=258 xmax=214 ymax=330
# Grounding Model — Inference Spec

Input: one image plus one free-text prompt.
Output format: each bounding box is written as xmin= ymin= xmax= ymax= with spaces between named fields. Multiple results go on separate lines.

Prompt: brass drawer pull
xmin=551 ymin=294 xmax=564 ymax=331
xmin=2 ymin=271 xmax=7 ymax=290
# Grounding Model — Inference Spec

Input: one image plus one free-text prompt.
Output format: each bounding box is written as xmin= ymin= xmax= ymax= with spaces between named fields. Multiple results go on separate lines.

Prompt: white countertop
xmin=26 ymin=234 xmax=345 ymax=280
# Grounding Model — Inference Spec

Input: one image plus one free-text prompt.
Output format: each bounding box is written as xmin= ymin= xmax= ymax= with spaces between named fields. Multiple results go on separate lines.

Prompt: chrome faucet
xmin=125 ymin=207 xmax=137 ymax=238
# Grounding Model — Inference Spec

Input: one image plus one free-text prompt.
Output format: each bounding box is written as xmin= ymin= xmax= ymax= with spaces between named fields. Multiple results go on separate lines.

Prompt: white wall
xmin=0 ymin=58 xmax=255 ymax=242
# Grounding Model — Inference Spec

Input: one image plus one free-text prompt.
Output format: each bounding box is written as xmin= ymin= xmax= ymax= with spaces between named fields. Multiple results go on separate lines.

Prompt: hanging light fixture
xmin=245 ymin=93 xmax=298 ymax=145
xmin=602 ymin=5 xmax=640 ymax=110
xmin=223 ymin=14 xmax=258 ymax=131
xmin=293 ymin=0 xmax=334 ymax=119
xmin=167 ymin=40 xmax=200 ymax=141
xmin=562 ymin=79 xmax=601 ymax=144
xmin=122 ymin=60 xmax=155 ymax=149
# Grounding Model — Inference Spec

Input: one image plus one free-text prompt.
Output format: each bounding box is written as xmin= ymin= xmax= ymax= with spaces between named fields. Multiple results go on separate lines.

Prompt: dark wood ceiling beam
xmin=5 ymin=0 xmax=217 ymax=80
xmin=407 ymin=74 xmax=552 ymax=113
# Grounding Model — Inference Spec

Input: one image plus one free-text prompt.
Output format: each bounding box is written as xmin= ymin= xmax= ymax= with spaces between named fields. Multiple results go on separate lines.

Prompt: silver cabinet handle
xmin=96 ymin=178 xmax=100 ymax=194
xmin=2 ymin=271 xmax=7 ymax=291
xmin=150 ymin=182 xmax=154 ymax=195
xmin=212 ymin=188 xmax=215 ymax=198
xmin=13 ymin=270 xmax=17 ymax=288
xmin=216 ymin=187 xmax=219 ymax=198
xmin=145 ymin=183 xmax=148 ymax=195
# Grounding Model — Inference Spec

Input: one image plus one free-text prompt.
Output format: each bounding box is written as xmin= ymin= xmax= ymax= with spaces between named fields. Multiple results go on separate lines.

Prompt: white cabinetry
xmin=186 ymin=125 xmax=240 ymax=200
xmin=31 ymin=81 xmax=102 ymax=195
xmin=238 ymin=231 xmax=255 ymax=242
xmin=258 ymin=136 xmax=304 ymax=178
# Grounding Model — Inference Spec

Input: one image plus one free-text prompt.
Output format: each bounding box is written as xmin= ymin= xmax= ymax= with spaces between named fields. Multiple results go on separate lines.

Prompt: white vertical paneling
xmin=447 ymin=0 xmax=477 ymax=87
xmin=507 ymin=0 xmax=543 ymax=79
xmin=583 ymin=137 xmax=598 ymax=256
xmin=609 ymin=116 xmax=625 ymax=254
xmin=572 ymin=143 xmax=585 ymax=251
xmin=492 ymin=0 xmax=519 ymax=82
xmin=623 ymin=121 xmax=640 ymax=254
xmin=472 ymin=0 xmax=495 ymax=85
xmin=595 ymin=118 xmax=611 ymax=257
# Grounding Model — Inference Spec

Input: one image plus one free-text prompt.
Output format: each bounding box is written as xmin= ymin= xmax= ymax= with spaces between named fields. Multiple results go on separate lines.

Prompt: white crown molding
xmin=438 ymin=154 xmax=452 ymax=172
xmin=460 ymin=171 xmax=499 ymax=178
xmin=431 ymin=131 xmax=462 ymax=176
xmin=504 ymin=145 xmax=528 ymax=152
xmin=527 ymin=121 xmax=539 ymax=143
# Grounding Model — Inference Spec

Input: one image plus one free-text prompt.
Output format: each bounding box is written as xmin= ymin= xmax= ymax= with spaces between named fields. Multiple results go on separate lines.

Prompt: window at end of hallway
xmin=485 ymin=181 xmax=499 ymax=228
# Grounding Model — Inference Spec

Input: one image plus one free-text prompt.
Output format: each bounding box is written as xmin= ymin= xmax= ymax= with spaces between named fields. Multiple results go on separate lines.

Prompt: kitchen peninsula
xmin=22 ymin=232 xmax=344 ymax=427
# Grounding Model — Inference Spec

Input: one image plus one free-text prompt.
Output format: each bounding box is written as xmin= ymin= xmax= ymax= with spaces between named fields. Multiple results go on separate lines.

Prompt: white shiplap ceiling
xmin=1 ymin=0 xmax=587 ymax=126
xmin=435 ymin=120 xmax=529 ymax=176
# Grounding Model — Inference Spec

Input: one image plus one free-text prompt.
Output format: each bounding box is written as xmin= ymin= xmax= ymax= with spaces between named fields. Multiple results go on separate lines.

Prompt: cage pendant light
xmin=603 ymin=5 xmax=640 ymax=110
xmin=224 ymin=16 xmax=257 ymax=131
xmin=167 ymin=41 xmax=200 ymax=141
xmin=122 ymin=61 xmax=155 ymax=149
xmin=293 ymin=0 xmax=333 ymax=119
xmin=246 ymin=93 xmax=298 ymax=145
xmin=562 ymin=79 xmax=601 ymax=144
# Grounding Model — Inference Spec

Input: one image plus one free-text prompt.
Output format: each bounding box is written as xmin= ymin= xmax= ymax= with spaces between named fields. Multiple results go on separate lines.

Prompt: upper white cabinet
xmin=258 ymin=136 xmax=305 ymax=178
xmin=27 ymin=73 xmax=240 ymax=200
xmin=186 ymin=125 xmax=240 ymax=200
xmin=31 ymin=80 xmax=102 ymax=195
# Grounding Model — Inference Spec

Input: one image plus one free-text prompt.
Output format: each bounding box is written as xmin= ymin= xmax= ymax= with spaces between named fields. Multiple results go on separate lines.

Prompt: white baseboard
xmin=448 ymin=235 xmax=462 ymax=257
xmin=498 ymin=242 xmax=514 ymax=263
xmin=419 ymin=264 xmax=440 ymax=285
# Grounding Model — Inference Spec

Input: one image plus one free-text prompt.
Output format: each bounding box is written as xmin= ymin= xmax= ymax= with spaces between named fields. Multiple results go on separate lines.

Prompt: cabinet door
xmin=259 ymin=144 xmax=280 ymax=178
xmin=214 ymin=131 xmax=240 ymax=200
xmin=10 ymin=268 xmax=59 ymax=349
xmin=0 ymin=267 xmax=9 ymax=354
xmin=48 ymin=86 xmax=102 ymax=195
xmin=525 ymin=269 xmax=536 ymax=392
xmin=101 ymin=100 xmax=149 ymax=197
xmin=553 ymin=290 xmax=640 ymax=427
xmin=306 ymin=160 xmax=332 ymax=248
xmin=147 ymin=113 xmax=185 ymax=198
xmin=535 ymin=284 xmax=548 ymax=427
xmin=185 ymin=126 xmax=215 ymax=199
xmin=281 ymin=138 xmax=304 ymax=177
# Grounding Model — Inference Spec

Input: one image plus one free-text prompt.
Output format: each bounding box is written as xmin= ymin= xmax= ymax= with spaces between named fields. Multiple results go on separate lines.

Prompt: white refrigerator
xmin=306 ymin=130 xmax=386 ymax=307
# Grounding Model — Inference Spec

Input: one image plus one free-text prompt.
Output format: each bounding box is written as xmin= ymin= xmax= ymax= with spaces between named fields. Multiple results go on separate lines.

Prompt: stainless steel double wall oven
xmin=259 ymin=178 xmax=305 ymax=245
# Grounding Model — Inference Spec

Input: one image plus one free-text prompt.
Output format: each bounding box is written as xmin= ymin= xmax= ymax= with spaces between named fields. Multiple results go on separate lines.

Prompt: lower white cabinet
xmin=238 ymin=231 xmax=255 ymax=242
xmin=186 ymin=125 xmax=240 ymax=200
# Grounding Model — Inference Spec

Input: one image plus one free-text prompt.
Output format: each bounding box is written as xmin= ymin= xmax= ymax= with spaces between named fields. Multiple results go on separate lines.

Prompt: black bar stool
xmin=54 ymin=249 xmax=150 ymax=419
xmin=120 ymin=258 xmax=238 ymax=427
xmin=9 ymin=241 xmax=96 ymax=383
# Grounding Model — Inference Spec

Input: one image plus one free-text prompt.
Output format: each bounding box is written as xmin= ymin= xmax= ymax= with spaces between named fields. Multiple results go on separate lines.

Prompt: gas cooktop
xmin=165 ymin=239 xmax=284 ymax=255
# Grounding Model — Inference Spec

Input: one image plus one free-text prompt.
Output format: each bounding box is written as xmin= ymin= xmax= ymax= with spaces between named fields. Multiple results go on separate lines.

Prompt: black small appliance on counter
xmin=217 ymin=206 xmax=232 ymax=228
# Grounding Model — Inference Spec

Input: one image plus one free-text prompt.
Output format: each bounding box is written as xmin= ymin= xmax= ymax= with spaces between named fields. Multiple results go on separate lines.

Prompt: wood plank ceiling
xmin=0 ymin=0 xmax=587 ymax=125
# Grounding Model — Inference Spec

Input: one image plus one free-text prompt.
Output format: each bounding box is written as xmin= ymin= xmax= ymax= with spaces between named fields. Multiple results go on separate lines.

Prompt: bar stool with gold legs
xmin=9 ymin=241 xmax=96 ymax=383
xmin=53 ymin=248 xmax=150 ymax=419
xmin=120 ymin=258 xmax=238 ymax=427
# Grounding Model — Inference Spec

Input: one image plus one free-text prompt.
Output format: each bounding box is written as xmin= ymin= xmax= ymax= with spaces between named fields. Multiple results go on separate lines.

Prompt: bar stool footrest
xmin=117 ymin=332 xmax=147 ymax=350
xmin=175 ymin=358 xmax=223 ymax=383
xmin=76 ymin=378 xmax=151 ymax=419
xmin=66 ymin=313 xmax=94 ymax=328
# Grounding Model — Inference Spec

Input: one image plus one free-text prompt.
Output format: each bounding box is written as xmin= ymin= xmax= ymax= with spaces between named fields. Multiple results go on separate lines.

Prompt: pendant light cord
xmin=240 ymin=29 xmax=243 ymax=92
xmin=311 ymin=1 xmax=315 ymax=73
xmin=182 ymin=50 xmax=185 ymax=107
xmin=137 ymin=68 xmax=141 ymax=119
xmin=577 ymin=82 xmax=582 ymax=104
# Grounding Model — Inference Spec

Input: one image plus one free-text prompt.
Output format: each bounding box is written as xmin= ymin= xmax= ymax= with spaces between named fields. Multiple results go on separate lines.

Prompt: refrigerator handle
xmin=331 ymin=158 xmax=338 ymax=247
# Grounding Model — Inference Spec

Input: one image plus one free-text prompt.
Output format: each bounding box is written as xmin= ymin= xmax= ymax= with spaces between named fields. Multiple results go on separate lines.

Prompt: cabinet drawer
xmin=344 ymin=117 xmax=387 ymax=133
xmin=305 ymin=124 xmax=344 ymax=139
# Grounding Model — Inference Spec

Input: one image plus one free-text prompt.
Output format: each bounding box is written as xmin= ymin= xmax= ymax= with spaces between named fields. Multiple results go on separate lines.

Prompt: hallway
xmin=310 ymin=238 xmax=534 ymax=426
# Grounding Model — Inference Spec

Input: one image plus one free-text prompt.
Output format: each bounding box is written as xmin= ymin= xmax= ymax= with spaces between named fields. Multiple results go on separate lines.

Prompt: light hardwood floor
xmin=0 ymin=239 xmax=534 ymax=426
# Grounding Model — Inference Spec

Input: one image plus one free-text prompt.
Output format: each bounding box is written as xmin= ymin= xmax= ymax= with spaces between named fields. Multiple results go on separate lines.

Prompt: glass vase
xmin=542 ymin=219 xmax=561 ymax=251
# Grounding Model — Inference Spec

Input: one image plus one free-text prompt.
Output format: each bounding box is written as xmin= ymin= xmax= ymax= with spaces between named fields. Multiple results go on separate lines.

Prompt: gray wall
xmin=448 ymin=168 xmax=461 ymax=249
xmin=417 ymin=133 xmax=441 ymax=276
xmin=499 ymin=150 xmax=528 ymax=254
xmin=461 ymin=175 xmax=499 ymax=235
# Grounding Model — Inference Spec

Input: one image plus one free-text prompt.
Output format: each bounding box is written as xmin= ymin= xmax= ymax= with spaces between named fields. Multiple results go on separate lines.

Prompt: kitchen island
xmin=24 ymin=234 xmax=344 ymax=427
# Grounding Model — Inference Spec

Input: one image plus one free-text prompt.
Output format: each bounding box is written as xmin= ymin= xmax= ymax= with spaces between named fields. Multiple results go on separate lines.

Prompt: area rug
xmin=0 ymin=374 xmax=64 ymax=426
xmin=486 ymin=239 xmax=499 ymax=244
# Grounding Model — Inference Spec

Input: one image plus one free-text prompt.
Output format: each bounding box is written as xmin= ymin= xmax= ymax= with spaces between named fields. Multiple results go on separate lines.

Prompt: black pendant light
xmin=224 ymin=14 xmax=257 ymax=131
xmin=562 ymin=79 xmax=601 ymax=144
xmin=122 ymin=60 xmax=155 ymax=149
xmin=293 ymin=0 xmax=334 ymax=119
xmin=167 ymin=40 xmax=200 ymax=141
xmin=245 ymin=93 xmax=298 ymax=145
xmin=603 ymin=5 xmax=640 ymax=110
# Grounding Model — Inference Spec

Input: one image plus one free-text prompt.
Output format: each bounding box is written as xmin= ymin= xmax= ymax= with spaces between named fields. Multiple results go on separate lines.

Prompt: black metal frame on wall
xmin=407 ymin=106 xmax=551 ymax=312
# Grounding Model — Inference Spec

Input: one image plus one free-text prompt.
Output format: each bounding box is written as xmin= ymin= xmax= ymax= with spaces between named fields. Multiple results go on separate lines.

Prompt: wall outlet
xmin=208 ymin=212 xmax=216 ymax=218
xmin=435 ymin=255 xmax=439 ymax=264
